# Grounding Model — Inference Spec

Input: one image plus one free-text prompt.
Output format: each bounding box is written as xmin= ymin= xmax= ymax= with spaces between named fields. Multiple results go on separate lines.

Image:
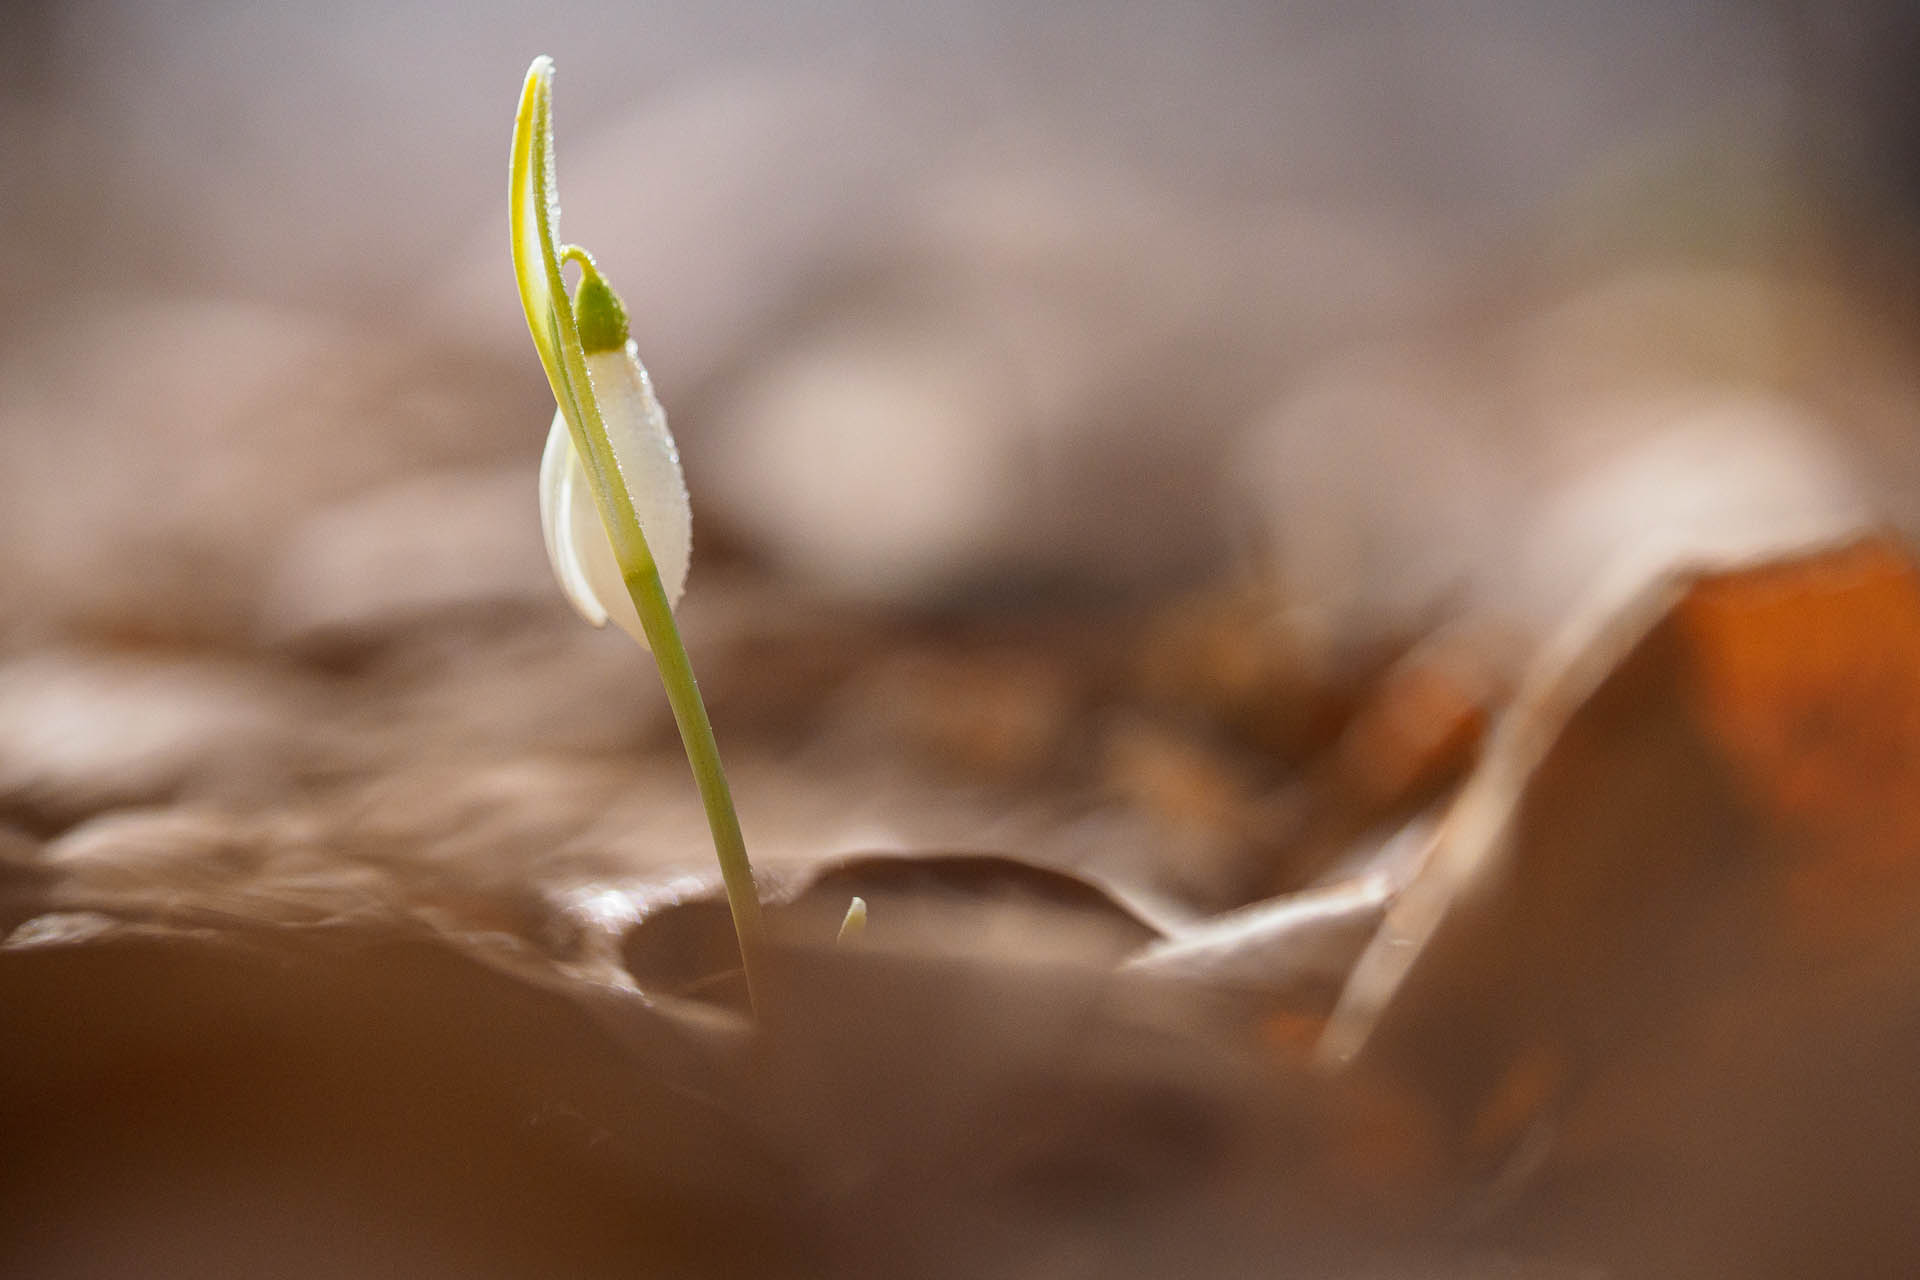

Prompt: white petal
xmin=586 ymin=344 xmax=692 ymax=607
xmin=539 ymin=411 xmax=610 ymax=627
xmin=565 ymin=425 xmax=648 ymax=644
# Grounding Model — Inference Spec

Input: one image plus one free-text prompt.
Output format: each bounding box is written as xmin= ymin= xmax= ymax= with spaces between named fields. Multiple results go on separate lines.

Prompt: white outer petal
xmin=537 ymin=343 xmax=692 ymax=649
xmin=539 ymin=411 xmax=611 ymax=628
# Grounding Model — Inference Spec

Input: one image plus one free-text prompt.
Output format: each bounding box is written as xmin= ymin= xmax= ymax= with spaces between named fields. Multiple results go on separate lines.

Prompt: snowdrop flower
xmin=512 ymin=55 xmax=767 ymax=1011
xmin=536 ymin=259 xmax=691 ymax=647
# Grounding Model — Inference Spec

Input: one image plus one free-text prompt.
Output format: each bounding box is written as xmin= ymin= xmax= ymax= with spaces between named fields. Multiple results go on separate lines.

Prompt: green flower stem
xmin=620 ymin=553 xmax=767 ymax=1014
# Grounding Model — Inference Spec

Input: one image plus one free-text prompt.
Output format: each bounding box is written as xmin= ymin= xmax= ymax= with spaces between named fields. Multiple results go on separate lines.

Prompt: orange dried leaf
xmin=1675 ymin=539 xmax=1920 ymax=945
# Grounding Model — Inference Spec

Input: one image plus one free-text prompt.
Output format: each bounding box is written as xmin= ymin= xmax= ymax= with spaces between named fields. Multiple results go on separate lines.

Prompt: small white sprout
xmin=837 ymin=896 xmax=868 ymax=944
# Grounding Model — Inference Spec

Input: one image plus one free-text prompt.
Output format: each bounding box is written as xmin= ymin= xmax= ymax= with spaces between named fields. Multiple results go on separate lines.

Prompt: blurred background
xmin=0 ymin=0 xmax=1917 ymax=898
xmin=11 ymin=9 xmax=1920 ymax=1275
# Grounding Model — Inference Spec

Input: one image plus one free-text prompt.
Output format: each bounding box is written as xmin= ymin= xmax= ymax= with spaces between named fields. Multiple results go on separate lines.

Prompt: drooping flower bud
xmin=536 ymin=266 xmax=692 ymax=649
